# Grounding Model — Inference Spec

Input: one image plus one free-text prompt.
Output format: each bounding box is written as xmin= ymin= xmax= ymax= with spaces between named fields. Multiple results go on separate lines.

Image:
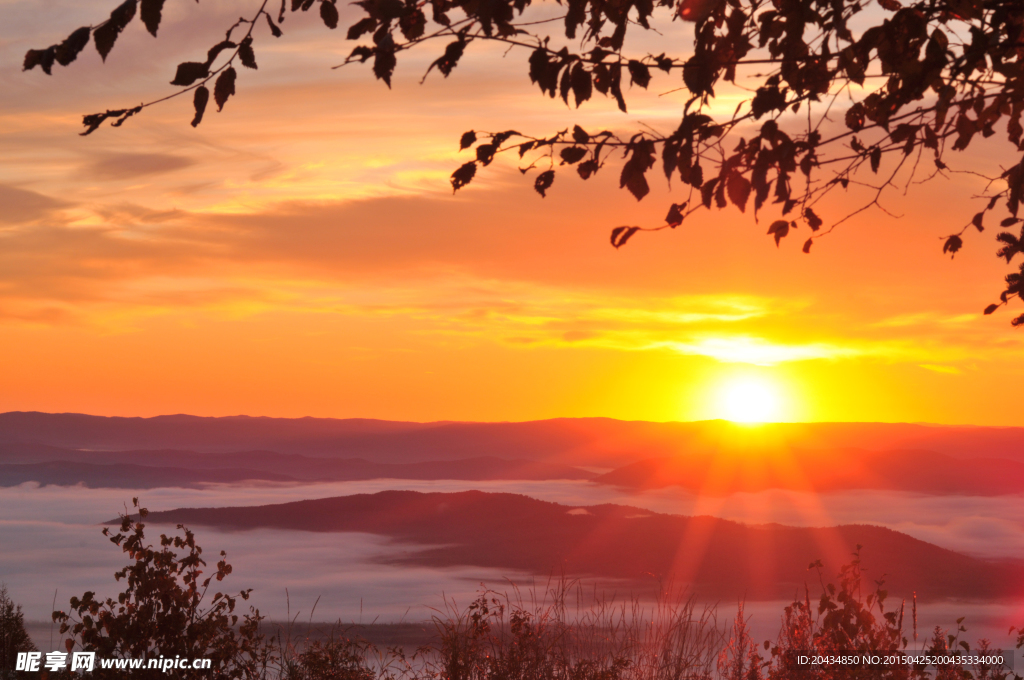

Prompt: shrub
xmin=0 ymin=584 xmax=37 ymax=680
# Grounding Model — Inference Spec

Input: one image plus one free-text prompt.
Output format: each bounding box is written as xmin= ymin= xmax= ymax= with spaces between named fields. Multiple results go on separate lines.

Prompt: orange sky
xmin=1 ymin=0 xmax=1023 ymax=425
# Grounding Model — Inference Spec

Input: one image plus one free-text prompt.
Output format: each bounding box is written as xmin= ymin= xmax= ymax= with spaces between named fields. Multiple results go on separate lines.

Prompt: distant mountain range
xmin=3 ymin=412 xmax=1023 ymax=493
xmin=0 ymin=455 xmax=594 ymax=488
xmin=3 ymin=411 xmax=1023 ymax=465
xmin=137 ymin=490 xmax=1024 ymax=602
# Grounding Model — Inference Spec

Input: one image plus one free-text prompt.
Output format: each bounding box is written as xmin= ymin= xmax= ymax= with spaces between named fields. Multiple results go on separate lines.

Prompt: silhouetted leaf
xmin=560 ymin=147 xmax=587 ymax=165
xmin=727 ymin=174 xmax=751 ymax=212
xmin=751 ymin=86 xmax=786 ymax=119
xmin=206 ymin=41 xmax=236 ymax=65
xmin=572 ymin=125 xmax=589 ymax=144
xmin=869 ymin=147 xmax=882 ymax=173
xmin=320 ymin=1 xmax=339 ymax=29
xmin=140 ymin=0 xmax=165 ymax=36
xmin=24 ymin=47 xmax=58 ymax=75
xmin=399 ymin=8 xmax=426 ymax=39
xmin=803 ymin=238 xmax=813 ymax=253
xmin=373 ymin=45 xmax=397 ymax=87
xmin=943 ymin=234 xmax=963 ymax=257
xmin=534 ymin=170 xmax=555 ymax=197
xmin=347 ymin=18 xmax=376 ymax=39
xmin=476 ymin=144 xmax=497 ymax=165
xmin=238 ymin=38 xmax=257 ymax=69
xmin=265 ymin=14 xmax=283 ymax=37
xmin=94 ymin=0 xmax=137 ymax=62
xmin=627 ymin=60 xmax=650 ymax=88
xmin=214 ymin=67 xmax=236 ymax=111
xmin=984 ymin=303 xmax=999 ymax=315
xmin=805 ymin=207 xmax=823 ymax=231
xmin=570 ymin=63 xmax=592 ymax=108
xmin=427 ymin=40 xmax=464 ymax=78
xmin=191 ymin=86 xmax=209 ymax=127
xmin=972 ymin=212 xmax=984 ymax=232
xmin=518 ymin=141 xmax=535 ymax=158
xmin=767 ymin=220 xmax=789 ymax=247
xmin=610 ymin=226 xmax=640 ymax=248
xmin=55 ymin=27 xmax=91 ymax=67
xmin=459 ymin=131 xmax=477 ymax=150
xmin=577 ymin=160 xmax=598 ymax=179
xmin=451 ymin=162 xmax=476 ymax=192
xmin=666 ymin=202 xmax=686 ymax=227
xmin=1001 ymin=217 xmax=1021 ymax=227
xmin=171 ymin=62 xmax=209 ymax=86
xmin=620 ymin=140 xmax=655 ymax=201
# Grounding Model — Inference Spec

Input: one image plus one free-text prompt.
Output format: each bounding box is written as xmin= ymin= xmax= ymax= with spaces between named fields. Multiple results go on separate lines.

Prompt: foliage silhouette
xmin=24 ymin=0 xmax=1024 ymax=323
xmin=0 ymin=584 xmax=37 ymax=680
xmin=52 ymin=499 xmax=273 ymax=680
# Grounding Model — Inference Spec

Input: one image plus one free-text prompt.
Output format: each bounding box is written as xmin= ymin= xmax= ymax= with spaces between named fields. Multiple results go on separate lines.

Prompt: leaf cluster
xmin=51 ymin=499 xmax=271 ymax=680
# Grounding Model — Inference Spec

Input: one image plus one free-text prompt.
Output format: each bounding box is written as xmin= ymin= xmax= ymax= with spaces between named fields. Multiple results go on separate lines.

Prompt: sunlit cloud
xmin=658 ymin=336 xmax=861 ymax=365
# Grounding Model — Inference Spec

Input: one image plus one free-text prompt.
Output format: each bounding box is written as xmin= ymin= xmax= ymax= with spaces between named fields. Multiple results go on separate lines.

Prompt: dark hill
xmin=138 ymin=490 xmax=1024 ymax=602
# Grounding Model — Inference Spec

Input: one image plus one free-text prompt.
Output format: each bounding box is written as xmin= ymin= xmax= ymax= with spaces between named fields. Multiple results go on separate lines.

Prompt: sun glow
xmin=717 ymin=377 xmax=783 ymax=423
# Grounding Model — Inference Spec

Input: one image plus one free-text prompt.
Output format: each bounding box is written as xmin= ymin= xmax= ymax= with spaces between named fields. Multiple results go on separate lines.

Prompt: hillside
xmin=138 ymin=490 xmax=1024 ymax=601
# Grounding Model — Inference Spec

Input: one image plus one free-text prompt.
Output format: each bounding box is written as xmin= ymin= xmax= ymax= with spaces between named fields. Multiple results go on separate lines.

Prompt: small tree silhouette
xmin=52 ymin=499 xmax=273 ymax=680
xmin=0 ymin=584 xmax=37 ymax=680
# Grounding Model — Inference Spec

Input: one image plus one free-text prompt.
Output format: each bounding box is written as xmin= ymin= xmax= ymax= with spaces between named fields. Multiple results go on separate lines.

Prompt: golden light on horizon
xmin=716 ymin=376 xmax=783 ymax=423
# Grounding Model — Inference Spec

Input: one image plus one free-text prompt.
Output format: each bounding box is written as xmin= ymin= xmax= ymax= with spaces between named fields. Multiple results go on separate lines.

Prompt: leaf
xmin=171 ymin=62 xmax=209 ymax=86
xmin=805 ymin=207 xmax=823 ymax=231
xmin=206 ymin=40 xmax=237 ymax=65
xmin=767 ymin=220 xmax=789 ymax=247
xmin=140 ymin=0 xmax=165 ymax=36
xmin=475 ymin=144 xmax=497 ymax=165
xmin=751 ymin=86 xmax=786 ymax=119
xmin=94 ymin=0 xmax=138 ymax=62
xmin=620 ymin=140 xmax=655 ymax=201
xmin=666 ymin=202 xmax=686 ymax=227
xmin=869 ymin=147 xmax=882 ymax=173
xmin=265 ymin=14 xmax=283 ymax=37
xmin=55 ymin=27 xmax=92 ymax=67
xmin=191 ymin=86 xmax=209 ymax=127
xmin=518 ymin=141 xmax=535 ymax=158
xmin=347 ymin=18 xmax=376 ymax=39
xmin=451 ymin=162 xmax=476 ymax=192
xmin=627 ymin=60 xmax=651 ymax=88
xmin=803 ymin=238 xmax=813 ymax=253
xmin=214 ymin=67 xmax=237 ymax=111
xmin=1001 ymin=217 xmax=1021 ymax=227
xmin=610 ymin=226 xmax=640 ymax=248
xmin=534 ymin=170 xmax=555 ymax=197
xmin=845 ymin=103 xmax=866 ymax=131
xmin=427 ymin=40 xmax=464 ymax=78
xmin=560 ymin=147 xmax=587 ymax=165
xmin=238 ymin=38 xmax=258 ymax=69
xmin=727 ymin=174 xmax=752 ymax=212
xmin=984 ymin=303 xmax=999 ymax=315
xmin=459 ymin=131 xmax=477 ymax=150
xmin=373 ymin=46 xmax=397 ymax=87
xmin=701 ymin=177 xmax=718 ymax=208
xmin=398 ymin=8 xmax=426 ymax=40
xmin=943 ymin=234 xmax=963 ymax=257
xmin=23 ymin=48 xmax=56 ymax=74
xmin=570 ymin=63 xmax=592 ymax=108
xmin=577 ymin=160 xmax=598 ymax=179
xmin=320 ymin=1 xmax=339 ymax=29
xmin=572 ymin=125 xmax=589 ymax=144
xmin=971 ymin=212 xmax=984 ymax=232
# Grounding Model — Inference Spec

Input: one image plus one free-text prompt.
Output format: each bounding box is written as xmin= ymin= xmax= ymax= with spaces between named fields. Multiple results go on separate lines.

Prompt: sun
xmin=717 ymin=377 xmax=782 ymax=423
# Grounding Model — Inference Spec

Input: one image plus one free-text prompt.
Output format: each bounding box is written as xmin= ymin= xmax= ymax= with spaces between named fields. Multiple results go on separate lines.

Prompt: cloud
xmin=0 ymin=185 xmax=69 ymax=224
xmin=82 ymin=153 xmax=196 ymax=181
xmin=658 ymin=336 xmax=861 ymax=365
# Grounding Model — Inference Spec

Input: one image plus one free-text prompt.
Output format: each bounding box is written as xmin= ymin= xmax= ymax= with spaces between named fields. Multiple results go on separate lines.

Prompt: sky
xmin=2 ymin=0 xmax=1024 ymax=424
